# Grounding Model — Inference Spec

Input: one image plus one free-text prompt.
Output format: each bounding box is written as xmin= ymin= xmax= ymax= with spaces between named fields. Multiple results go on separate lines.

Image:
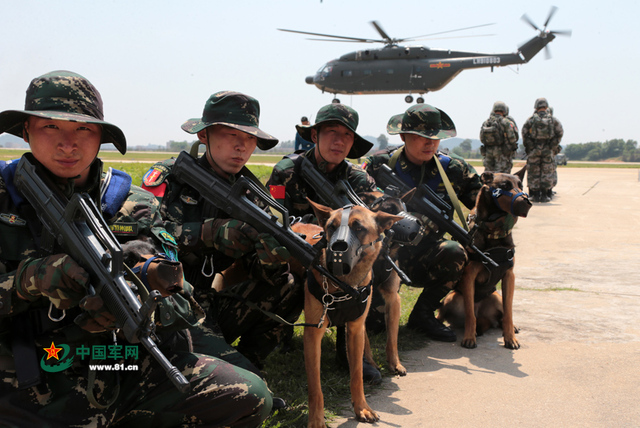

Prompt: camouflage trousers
xmin=204 ymin=274 xmax=304 ymax=369
xmin=482 ymin=146 xmax=514 ymax=174
xmin=0 ymin=333 xmax=272 ymax=428
xmin=526 ymin=143 xmax=555 ymax=190
xmin=368 ymin=238 xmax=468 ymax=324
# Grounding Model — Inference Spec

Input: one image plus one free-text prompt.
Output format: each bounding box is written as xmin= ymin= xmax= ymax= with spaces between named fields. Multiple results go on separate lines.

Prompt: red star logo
xmin=43 ymin=342 xmax=63 ymax=360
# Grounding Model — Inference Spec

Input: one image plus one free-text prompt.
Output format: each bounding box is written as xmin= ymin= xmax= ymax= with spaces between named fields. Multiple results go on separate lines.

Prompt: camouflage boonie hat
xmin=181 ymin=91 xmax=278 ymax=150
xmin=0 ymin=70 xmax=127 ymax=154
xmin=492 ymin=101 xmax=508 ymax=114
xmin=387 ymin=104 xmax=456 ymax=140
xmin=296 ymin=103 xmax=373 ymax=158
xmin=534 ymin=98 xmax=549 ymax=109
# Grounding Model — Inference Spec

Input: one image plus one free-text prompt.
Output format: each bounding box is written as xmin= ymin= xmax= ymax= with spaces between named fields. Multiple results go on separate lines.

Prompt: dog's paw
xmin=514 ymin=325 xmax=520 ymax=334
xmin=461 ymin=337 xmax=477 ymax=349
xmin=355 ymin=407 xmax=380 ymax=424
xmin=393 ymin=363 xmax=407 ymax=377
xmin=504 ymin=337 xmax=520 ymax=350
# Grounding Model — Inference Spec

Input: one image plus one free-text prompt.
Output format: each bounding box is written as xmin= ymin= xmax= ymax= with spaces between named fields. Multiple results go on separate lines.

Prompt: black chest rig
xmin=306 ymin=271 xmax=372 ymax=327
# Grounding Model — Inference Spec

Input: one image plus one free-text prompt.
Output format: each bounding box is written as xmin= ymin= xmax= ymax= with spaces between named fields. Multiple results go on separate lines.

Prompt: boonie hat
xmin=296 ymin=103 xmax=373 ymax=158
xmin=0 ymin=70 xmax=127 ymax=154
xmin=387 ymin=104 xmax=456 ymax=140
xmin=181 ymin=91 xmax=278 ymax=150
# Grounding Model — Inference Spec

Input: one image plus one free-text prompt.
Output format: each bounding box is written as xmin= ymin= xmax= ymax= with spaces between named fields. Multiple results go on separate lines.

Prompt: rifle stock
xmin=376 ymin=164 xmax=498 ymax=267
xmin=14 ymin=154 xmax=189 ymax=392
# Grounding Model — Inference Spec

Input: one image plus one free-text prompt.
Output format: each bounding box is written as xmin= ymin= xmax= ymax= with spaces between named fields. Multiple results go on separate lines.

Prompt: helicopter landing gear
xmin=404 ymin=95 xmax=413 ymax=103
xmin=332 ymin=98 xmax=341 ymax=104
xmin=416 ymin=97 xmax=425 ymax=104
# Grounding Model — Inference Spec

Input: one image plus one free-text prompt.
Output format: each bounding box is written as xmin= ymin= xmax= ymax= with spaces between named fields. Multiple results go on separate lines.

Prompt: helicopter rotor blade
xmin=278 ymin=28 xmax=382 ymax=43
xmin=520 ymin=13 xmax=541 ymax=32
xmin=543 ymin=6 xmax=558 ymax=29
xmin=551 ymin=29 xmax=572 ymax=37
xmin=370 ymin=21 xmax=393 ymax=43
xmin=402 ymin=23 xmax=495 ymax=42
xmin=305 ymin=38 xmax=377 ymax=43
xmin=410 ymin=33 xmax=495 ymax=42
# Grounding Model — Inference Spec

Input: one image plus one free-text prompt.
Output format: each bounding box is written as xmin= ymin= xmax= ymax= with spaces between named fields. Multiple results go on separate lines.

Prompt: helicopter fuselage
xmin=306 ymin=33 xmax=554 ymax=96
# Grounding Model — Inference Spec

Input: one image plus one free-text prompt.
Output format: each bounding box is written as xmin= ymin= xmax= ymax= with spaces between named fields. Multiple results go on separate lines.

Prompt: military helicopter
xmin=279 ymin=7 xmax=570 ymax=103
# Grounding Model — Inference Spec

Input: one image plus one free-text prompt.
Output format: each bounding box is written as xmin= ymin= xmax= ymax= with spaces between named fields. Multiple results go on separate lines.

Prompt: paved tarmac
xmin=331 ymin=167 xmax=640 ymax=428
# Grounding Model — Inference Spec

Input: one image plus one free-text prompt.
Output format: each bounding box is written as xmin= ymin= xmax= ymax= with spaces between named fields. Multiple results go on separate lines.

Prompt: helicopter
xmin=279 ymin=7 xmax=571 ymax=103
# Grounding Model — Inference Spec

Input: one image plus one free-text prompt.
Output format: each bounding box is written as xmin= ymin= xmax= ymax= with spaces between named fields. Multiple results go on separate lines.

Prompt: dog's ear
xmin=513 ymin=165 xmax=527 ymax=182
xmin=308 ymin=198 xmax=333 ymax=227
xmin=481 ymin=171 xmax=494 ymax=185
xmin=374 ymin=211 xmax=403 ymax=234
xmin=359 ymin=191 xmax=381 ymax=207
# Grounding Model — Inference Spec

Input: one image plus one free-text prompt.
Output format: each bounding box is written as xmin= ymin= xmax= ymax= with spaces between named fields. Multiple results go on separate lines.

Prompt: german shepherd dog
xmin=359 ymin=188 xmax=420 ymax=376
xmin=302 ymin=200 xmax=401 ymax=427
xmin=437 ymin=167 xmax=531 ymax=349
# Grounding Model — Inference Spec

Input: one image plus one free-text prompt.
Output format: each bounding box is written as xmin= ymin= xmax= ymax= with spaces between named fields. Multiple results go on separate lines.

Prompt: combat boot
xmin=539 ymin=189 xmax=551 ymax=203
xmin=335 ymin=325 xmax=382 ymax=385
xmin=407 ymin=288 xmax=456 ymax=342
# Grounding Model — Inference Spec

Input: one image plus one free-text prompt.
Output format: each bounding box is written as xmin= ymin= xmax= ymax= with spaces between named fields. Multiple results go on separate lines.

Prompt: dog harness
xmin=468 ymin=246 xmax=515 ymax=301
xmin=306 ymin=270 xmax=372 ymax=327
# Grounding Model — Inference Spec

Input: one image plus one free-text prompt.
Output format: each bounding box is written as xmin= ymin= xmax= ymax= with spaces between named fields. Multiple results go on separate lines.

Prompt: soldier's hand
xmin=15 ymin=254 xmax=89 ymax=310
xmin=74 ymin=295 xmax=117 ymax=333
xmin=254 ymin=233 xmax=291 ymax=268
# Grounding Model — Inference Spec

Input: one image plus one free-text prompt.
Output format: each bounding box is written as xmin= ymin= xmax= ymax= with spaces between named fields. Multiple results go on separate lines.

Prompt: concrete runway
xmin=330 ymin=167 xmax=640 ymax=428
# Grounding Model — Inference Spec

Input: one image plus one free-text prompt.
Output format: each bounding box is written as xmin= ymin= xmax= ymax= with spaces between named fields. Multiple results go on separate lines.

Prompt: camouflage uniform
xmin=142 ymin=91 xmax=303 ymax=370
xmin=521 ymin=98 xmax=564 ymax=202
xmin=479 ymin=102 xmax=519 ymax=173
xmin=266 ymin=148 xmax=376 ymax=218
xmin=365 ymin=104 xmax=482 ymax=342
xmin=0 ymin=72 xmax=271 ymax=427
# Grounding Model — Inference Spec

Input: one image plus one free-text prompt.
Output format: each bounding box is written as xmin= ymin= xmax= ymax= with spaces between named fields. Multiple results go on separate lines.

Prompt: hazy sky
xmin=0 ymin=1 xmax=636 ymax=149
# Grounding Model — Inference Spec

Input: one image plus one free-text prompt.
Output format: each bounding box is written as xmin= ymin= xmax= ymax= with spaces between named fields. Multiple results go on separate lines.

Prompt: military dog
xmin=359 ymin=188 xmax=420 ymax=376
xmin=302 ymin=200 xmax=401 ymax=427
xmin=437 ymin=167 xmax=531 ymax=349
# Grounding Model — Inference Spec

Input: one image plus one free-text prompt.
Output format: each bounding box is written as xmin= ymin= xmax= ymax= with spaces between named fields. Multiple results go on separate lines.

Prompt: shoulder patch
xmin=158 ymin=230 xmax=178 ymax=246
xmin=142 ymin=161 xmax=173 ymax=187
xmin=0 ymin=213 xmax=26 ymax=226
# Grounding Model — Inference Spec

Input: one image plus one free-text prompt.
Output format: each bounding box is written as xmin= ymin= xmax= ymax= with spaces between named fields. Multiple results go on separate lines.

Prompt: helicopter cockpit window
xmin=318 ymin=64 xmax=333 ymax=76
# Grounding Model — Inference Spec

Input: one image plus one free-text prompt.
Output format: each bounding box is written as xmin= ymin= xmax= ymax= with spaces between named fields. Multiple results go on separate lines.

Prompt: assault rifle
xmin=171 ymin=151 xmax=359 ymax=298
xmin=298 ymin=156 xmax=366 ymax=208
xmin=14 ymin=154 xmax=190 ymax=393
xmin=375 ymin=164 xmax=498 ymax=267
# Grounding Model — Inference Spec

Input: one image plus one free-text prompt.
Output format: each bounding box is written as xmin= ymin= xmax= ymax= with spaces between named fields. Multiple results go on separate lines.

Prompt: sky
xmin=0 ymin=0 xmax=637 ymax=149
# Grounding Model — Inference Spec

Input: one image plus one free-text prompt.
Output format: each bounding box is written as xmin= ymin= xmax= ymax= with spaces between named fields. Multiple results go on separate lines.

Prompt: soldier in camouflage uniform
xmin=521 ymin=98 xmax=564 ymax=202
xmin=364 ymin=104 xmax=482 ymax=342
xmin=141 ymin=91 xmax=301 ymax=379
xmin=265 ymin=103 xmax=383 ymax=383
xmin=0 ymin=72 xmax=271 ymax=427
xmin=479 ymin=101 xmax=519 ymax=173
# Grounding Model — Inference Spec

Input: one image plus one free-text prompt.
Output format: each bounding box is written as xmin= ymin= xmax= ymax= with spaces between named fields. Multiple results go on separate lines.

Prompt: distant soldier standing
xmin=479 ymin=101 xmax=519 ymax=173
xmin=521 ymin=98 xmax=564 ymax=202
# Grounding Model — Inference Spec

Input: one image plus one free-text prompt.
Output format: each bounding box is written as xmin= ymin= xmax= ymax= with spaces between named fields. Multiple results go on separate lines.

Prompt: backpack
xmin=529 ymin=112 xmax=555 ymax=140
xmin=480 ymin=116 xmax=504 ymax=146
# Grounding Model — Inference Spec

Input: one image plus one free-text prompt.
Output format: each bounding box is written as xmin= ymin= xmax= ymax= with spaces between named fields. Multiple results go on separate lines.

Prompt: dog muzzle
xmin=390 ymin=211 xmax=424 ymax=246
xmin=327 ymin=207 xmax=382 ymax=276
xmin=491 ymin=187 xmax=532 ymax=217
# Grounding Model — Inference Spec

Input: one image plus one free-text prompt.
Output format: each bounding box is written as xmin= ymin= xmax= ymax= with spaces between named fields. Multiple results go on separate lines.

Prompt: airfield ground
xmin=331 ymin=167 xmax=640 ymax=427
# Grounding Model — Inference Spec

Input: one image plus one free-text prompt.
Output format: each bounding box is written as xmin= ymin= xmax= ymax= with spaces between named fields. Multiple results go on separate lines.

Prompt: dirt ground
xmin=330 ymin=167 xmax=640 ymax=427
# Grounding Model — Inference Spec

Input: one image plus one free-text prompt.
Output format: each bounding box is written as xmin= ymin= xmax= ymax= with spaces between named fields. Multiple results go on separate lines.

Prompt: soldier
xmin=0 ymin=72 xmax=271 ymax=426
xmin=364 ymin=104 xmax=482 ymax=342
xmin=521 ymin=97 xmax=564 ymax=202
xmin=479 ymin=101 xmax=519 ymax=173
xmin=265 ymin=103 xmax=382 ymax=382
xmin=141 ymin=91 xmax=301 ymax=378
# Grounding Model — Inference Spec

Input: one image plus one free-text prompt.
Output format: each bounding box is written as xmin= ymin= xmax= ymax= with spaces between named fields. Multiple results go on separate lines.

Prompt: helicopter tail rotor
xmin=520 ymin=6 xmax=571 ymax=60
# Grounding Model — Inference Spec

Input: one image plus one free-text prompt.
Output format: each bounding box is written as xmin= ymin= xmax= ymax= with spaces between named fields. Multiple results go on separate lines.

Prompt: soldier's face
xmin=401 ymin=133 xmax=441 ymax=164
xmin=24 ymin=117 xmax=101 ymax=186
xmin=200 ymin=125 xmax=257 ymax=178
xmin=311 ymin=122 xmax=355 ymax=168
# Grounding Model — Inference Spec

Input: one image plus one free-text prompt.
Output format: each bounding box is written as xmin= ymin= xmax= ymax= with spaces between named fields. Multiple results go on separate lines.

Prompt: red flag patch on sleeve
xmin=269 ymin=185 xmax=286 ymax=200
